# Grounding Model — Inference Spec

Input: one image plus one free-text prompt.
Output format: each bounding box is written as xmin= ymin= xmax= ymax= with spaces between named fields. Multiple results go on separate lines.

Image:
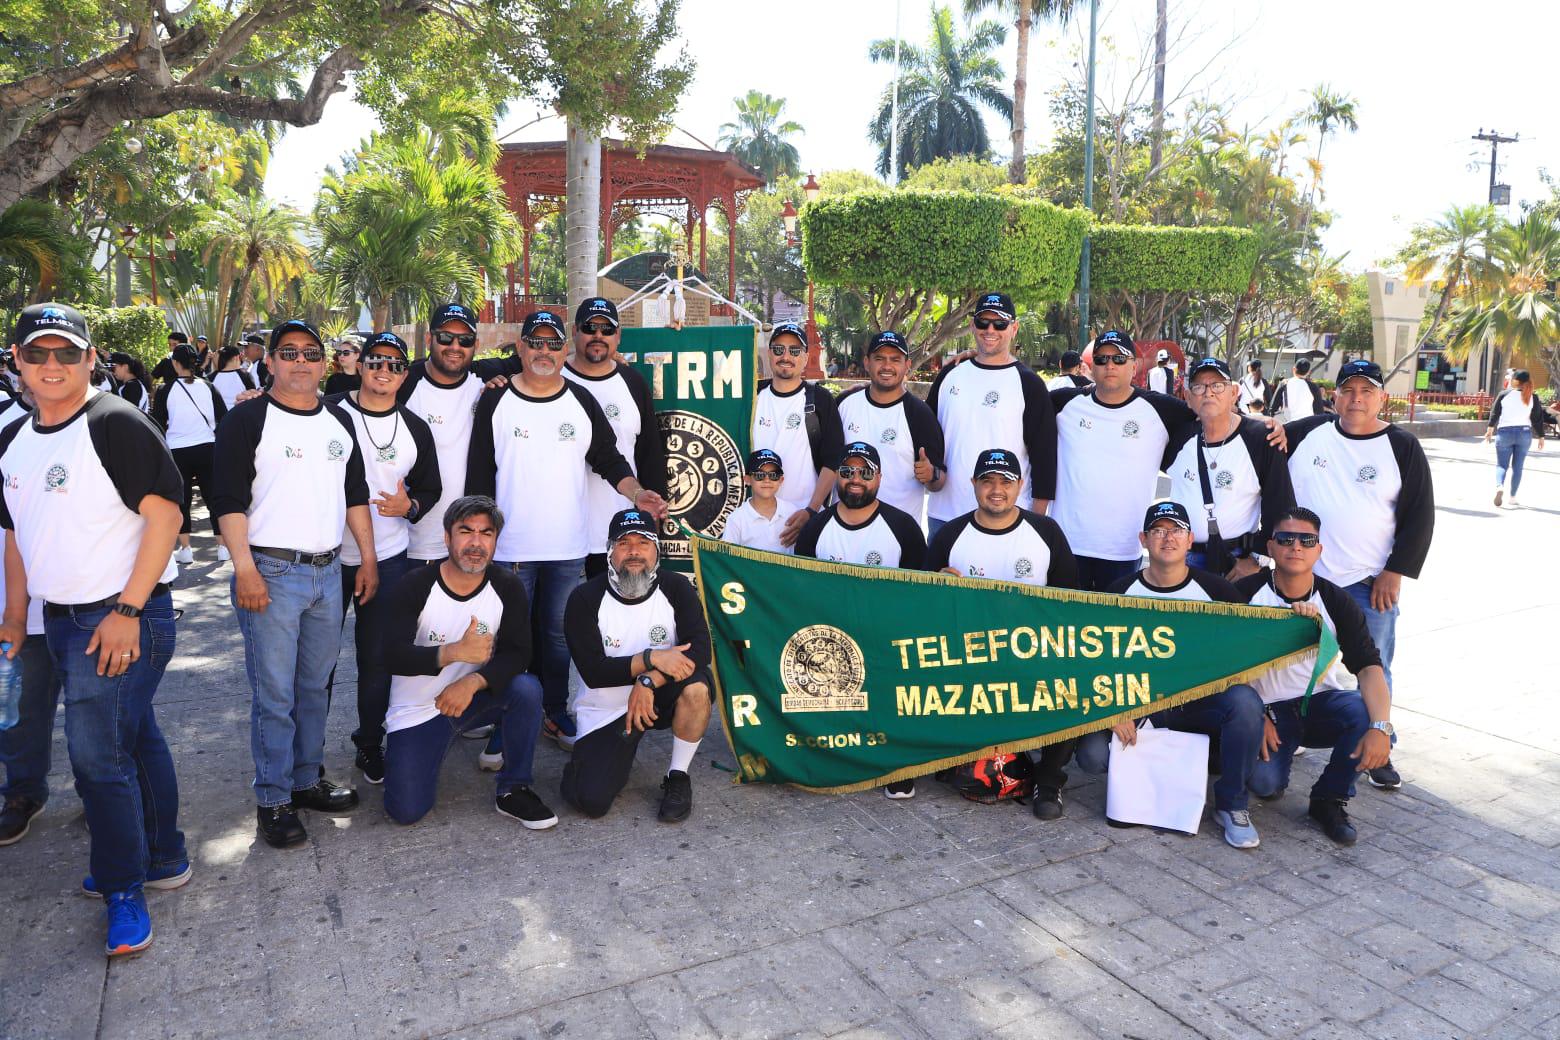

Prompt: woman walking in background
xmin=210 ymin=346 xmax=257 ymax=410
xmin=1485 ymin=369 xmax=1546 ymax=508
xmin=107 ymin=352 xmax=153 ymax=412
xmin=152 ymin=343 xmax=230 ymax=565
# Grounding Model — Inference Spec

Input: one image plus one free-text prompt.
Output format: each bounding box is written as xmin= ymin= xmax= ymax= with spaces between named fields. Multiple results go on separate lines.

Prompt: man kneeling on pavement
xmin=561 ymin=509 xmax=713 ymax=822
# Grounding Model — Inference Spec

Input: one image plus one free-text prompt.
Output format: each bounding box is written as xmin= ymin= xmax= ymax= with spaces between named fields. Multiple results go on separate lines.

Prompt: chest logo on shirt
xmin=1077 ymin=416 xmax=1093 ymax=430
xmin=1121 ymin=420 xmax=1141 ymax=439
xmin=779 ymin=624 xmax=868 ymax=713
xmin=982 ymin=391 xmax=1000 ymax=407
xmin=1014 ymin=557 xmax=1034 ymax=578
xmin=512 ymin=427 xmax=529 ymax=439
xmin=847 ymin=421 xmax=861 ymax=434
xmin=559 ymin=422 xmax=576 ymax=441
xmin=881 ymin=428 xmax=898 ymax=443
xmin=43 ymin=464 xmax=68 ymax=491
xmin=648 ymin=624 xmax=669 ymax=644
xmin=1310 ymin=454 xmax=1328 ymax=469
xmin=948 ymin=385 xmax=961 ymax=396
xmin=1356 ymin=465 xmax=1377 ymax=484
xmin=784 ymin=413 xmax=802 ymax=430
xmin=601 ymin=633 xmax=622 ymax=650
xmin=757 ymin=415 xmax=773 ymax=428
xmin=424 ymin=413 xmax=443 ymax=426
xmin=376 ymin=445 xmax=398 ymax=463
xmin=605 ymin=403 xmax=621 ymax=421
xmin=1215 ymin=469 xmax=1233 ymax=488
xmin=284 ymin=446 xmax=304 ymax=459
xmin=475 ymin=621 xmax=491 ymax=636
xmin=327 ymin=439 xmax=346 ymax=461
xmin=864 ymin=550 xmax=884 ymax=566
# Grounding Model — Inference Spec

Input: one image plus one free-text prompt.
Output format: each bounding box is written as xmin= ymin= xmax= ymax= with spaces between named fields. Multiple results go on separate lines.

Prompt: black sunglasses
xmin=273 ymin=347 xmax=325 ymax=363
xmin=1093 ymin=353 xmax=1133 ymax=366
xmin=837 ymin=465 xmax=879 ymax=480
xmin=750 ymin=470 xmax=782 ymax=482
xmin=1272 ymin=531 xmax=1320 ymax=548
xmin=18 ymin=343 xmax=88 ymax=365
xmin=523 ymin=336 xmax=566 ymax=352
xmin=770 ymin=345 xmax=806 ymax=356
xmin=361 ymin=356 xmax=408 ymax=374
xmin=581 ymin=323 xmax=617 ymax=336
xmin=433 ymin=331 xmax=478 ymax=348
xmin=973 ymin=318 xmax=1011 ymax=331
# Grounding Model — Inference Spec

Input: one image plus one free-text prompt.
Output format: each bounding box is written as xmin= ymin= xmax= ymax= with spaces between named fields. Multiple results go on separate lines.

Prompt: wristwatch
xmin=112 ymin=601 xmax=143 ymax=619
xmin=635 ymin=673 xmax=656 ymax=690
xmin=1370 ymin=721 xmax=1395 ymax=738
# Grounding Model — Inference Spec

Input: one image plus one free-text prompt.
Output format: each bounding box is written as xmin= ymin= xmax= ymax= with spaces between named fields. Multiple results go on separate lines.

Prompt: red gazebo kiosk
xmin=495 ymin=140 xmax=764 ymax=323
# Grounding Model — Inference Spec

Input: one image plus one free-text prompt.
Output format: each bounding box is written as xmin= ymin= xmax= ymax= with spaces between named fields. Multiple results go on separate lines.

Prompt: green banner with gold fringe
xmin=691 ymin=534 xmax=1337 ymax=793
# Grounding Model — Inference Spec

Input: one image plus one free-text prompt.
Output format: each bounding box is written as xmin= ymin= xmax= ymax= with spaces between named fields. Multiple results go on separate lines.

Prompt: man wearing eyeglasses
xmin=211 ymin=318 xmax=377 ymax=849
xmin=325 ymin=331 xmax=442 ymax=786
xmin=1236 ymin=507 xmax=1394 ymax=846
xmin=1283 ymin=358 xmax=1433 ymax=792
xmin=753 ymin=322 xmax=844 ymax=547
xmin=835 ymin=330 xmax=946 ymax=530
xmin=925 ymin=293 xmax=1056 ymax=540
xmin=794 ymin=442 xmax=926 ymax=569
xmin=397 ymin=302 xmax=520 ymax=567
xmin=561 ymin=298 xmax=666 ymax=578
xmin=0 ymin=303 xmax=186 ymax=956
xmin=467 ymin=310 xmax=669 ymax=752
xmin=1164 ymin=358 xmax=1294 ymax=581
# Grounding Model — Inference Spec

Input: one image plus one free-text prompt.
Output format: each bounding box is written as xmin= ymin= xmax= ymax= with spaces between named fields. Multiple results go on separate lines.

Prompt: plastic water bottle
xmin=0 ymin=642 xmax=22 ymax=730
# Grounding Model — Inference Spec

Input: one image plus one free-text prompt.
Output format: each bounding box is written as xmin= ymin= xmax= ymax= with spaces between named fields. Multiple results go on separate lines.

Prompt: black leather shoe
xmin=291 ymin=778 xmax=359 ymax=813
xmin=658 ymin=770 xmax=692 ymax=822
xmin=1308 ymin=797 xmax=1357 ymax=846
xmin=256 ymin=804 xmax=307 ymax=848
xmin=1031 ymin=787 xmax=1064 ymax=821
xmin=0 ymin=795 xmax=44 ymax=846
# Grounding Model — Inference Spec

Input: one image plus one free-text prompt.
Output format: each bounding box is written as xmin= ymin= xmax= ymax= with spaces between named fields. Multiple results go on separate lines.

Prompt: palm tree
xmin=1395 ymin=203 xmax=1498 ymax=365
xmin=1300 ymin=84 xmax=1358 ymax=226
xmin=200 ymin=194 xmax=310 ymax=344
xmin=1442 ymin=213 xmax=1560 ymax=381
xmin=962 ymin=0 xmax=1075 ymax=184
xmin=718 ymin=91 xmax=804 ymax=184
xmin=0 ymin=198 xmax=80 ymax=304
xmin=868 ymin=6 xmax=1013 ymax=178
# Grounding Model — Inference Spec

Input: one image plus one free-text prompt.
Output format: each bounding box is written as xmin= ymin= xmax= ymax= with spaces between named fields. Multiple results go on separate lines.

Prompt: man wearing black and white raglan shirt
xmin=925 ymin=293 xmax=1056 ymax=539
xmin=561 ymin=509 xmax=712 ymax=822
xmin=835 ymin=330 xmax=946 ymax=527
xmin=467 ymin=310 xmax=669 ymax=752
xmin=326 ymin=331 xmax=442 ymax=786
xmin=913 ymin=447 xmax=1077 ymax=812
xmin=562 ymin=297 xmax=666 ymax=578
xmin=1285 ymin=358 xmax=1433 ymax=792
xmin=0 ymin=303 xmax=186 ymax=956
xmin=211 ymin=318 xmax=377 ymax=850
xmin=794 ymin=442 xmax=927 ymax=569
xmin=1165 ymin=357 xmax=1294 ymax=580
xmin=753 ymin=321 xmax=844 ymax=546
xmin=1269 ymin=357 xmax=1328 ymax=422
xmin=397 ymin=302 xmax=520 ymax=567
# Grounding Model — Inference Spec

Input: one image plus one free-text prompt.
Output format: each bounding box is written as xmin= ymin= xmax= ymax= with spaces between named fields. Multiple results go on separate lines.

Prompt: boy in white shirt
xmin=721 ymin=449 xmax=792 ymax=554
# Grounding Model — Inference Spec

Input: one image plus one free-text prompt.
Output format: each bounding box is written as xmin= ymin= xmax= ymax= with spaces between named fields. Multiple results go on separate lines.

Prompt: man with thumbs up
xmin=835 ymin=330 xmax=946 ymax=530
xmin=327 ymin=331 xmax=442 ymax=785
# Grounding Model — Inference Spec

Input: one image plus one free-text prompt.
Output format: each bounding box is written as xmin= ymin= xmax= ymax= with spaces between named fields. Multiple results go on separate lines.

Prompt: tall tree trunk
xmin=1008 ymin=12 xmax=1030 ymax=184
xmin=372 ymin=298 xmax=391 ymax=330
xmin=565 ymin=119 xmax=602 ymax=314
xmin=1150 ymin=0 xmax=1167 ymax=171
xmin=114 ymin=249 xmax=132 ymax=307
xmin=226 ymin=267 xmax=254 ymax=346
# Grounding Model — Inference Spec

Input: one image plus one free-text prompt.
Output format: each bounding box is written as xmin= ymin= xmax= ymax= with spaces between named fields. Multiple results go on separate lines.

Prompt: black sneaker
xmin=659 ymin=770 xmax=693 ymax=822
xmin=354 ymin=746 xmax=385 ymax=786
xmin=291 ymin=777 xmax=359 ymax=813
xmin=0 ymin=795 xmax=44 ymax=846
xmin=256 ymin=804 xmax=307 ymax=849
xmin=495 ymin=787 xmax=559 ymax=830
xmin=1367 ymin=760 xmax=1402 ymax=790
xmin=1308 ymin=797 xmax=1357 ymax=846
xmin=1031 ymin=787 xmax=1064 ymax=821
xmin=884 ymin=779 xmax=916 ymax=800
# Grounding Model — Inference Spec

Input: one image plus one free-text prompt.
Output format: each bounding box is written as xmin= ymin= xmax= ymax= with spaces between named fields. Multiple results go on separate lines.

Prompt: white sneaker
xmin=478 ymin=750 xmax=504 ymax=771
xmin=884 ymin=779 xmax=916 ymax=800
xmin=173 ymin=546 xmax=194 ymax=565
xmin=1214 ymin=809 xmax=1260 ymax=849
xmin=217 ymin=545 xmax=231 ymax=563
xmin=1507 ymin=496 xmax=1519 ymax=508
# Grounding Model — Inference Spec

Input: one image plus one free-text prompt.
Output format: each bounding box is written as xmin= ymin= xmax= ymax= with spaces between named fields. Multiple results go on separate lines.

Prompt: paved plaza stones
xmin=2 ymin=435 xmax=1557 ymax=1040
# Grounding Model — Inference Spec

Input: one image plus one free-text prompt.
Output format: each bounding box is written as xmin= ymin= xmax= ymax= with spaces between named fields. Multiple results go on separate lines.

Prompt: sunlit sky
xmin=266 ymin=0 xmax=1558 ymax=268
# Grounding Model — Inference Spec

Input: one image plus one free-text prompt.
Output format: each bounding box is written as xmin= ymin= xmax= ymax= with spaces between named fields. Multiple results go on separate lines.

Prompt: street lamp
xmin=783 ymin=178 xmax=825 ymax=379
xmin=120 ymin=225 xmax=177 ymax=306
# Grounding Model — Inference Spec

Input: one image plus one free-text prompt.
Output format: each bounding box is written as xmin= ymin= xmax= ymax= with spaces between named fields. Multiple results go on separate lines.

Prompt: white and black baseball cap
xmin=973 ymin=448 xmax=1021 ymax=481
xmin=1143 ymin=500 xmax=1192 ymax=531
xmin=974 ymin=292 xmax=1016 ymax=320
xmin=430 ymin=302 xmax=479 ymax=332
xmin=575 ymin=297 xmax=620 ymax=329
xmin=867 ymin=330 xmax=910 ymax=355
xmin=608 ymin=508 xmax=660 ymax=545
xmin=14 ymin=303 xmax=91 ymax=350
xmin=522 ymin=311 xmax=566 ymax=338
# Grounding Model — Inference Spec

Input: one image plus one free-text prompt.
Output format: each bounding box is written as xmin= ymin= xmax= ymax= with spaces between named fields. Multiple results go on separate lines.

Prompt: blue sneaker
xmin=82 ymin=860 xmax=191 ymax=898
xmin=542 ymin=712 xmax=577 ymax=750
xmin=104 ymin=886 xmax=153 ymax=956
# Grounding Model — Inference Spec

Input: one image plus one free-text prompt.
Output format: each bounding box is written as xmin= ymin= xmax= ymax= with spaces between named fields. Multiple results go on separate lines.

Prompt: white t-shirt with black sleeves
xmin=751 ymin=380 xmax=844 ymax=518
xmin=211 ymin=369 xmax=256 ymax=410
xmin=1489 ymin=389 xmax=1545 ymax=433
xmin=563 ymin=570 xmax=711 ymax=740
xmin=1236 ymin=570 xmax=1382 ymax=703
xmin=836 ymin=386 xmax=945 ymax=522
xmin=794 ymin=501 xmax=927 ymax=569
xmin=1107 ymin=566 xmax=1242 ymax=603
xmin=562 ymin=362 xmax=666 ymax=554
xmin=0 ymin=400 xmax=37 ymax=630
xmin=925 ymin=359 xmax=1057 ymax=522
xmin=328 ymin=393 xmax=441 ymax=565
xmin=382 ymin=564 xmax=531 ymax=734
xmin=1050 ymin=387 xmax=1195 ymax=561
xmin=209 ymin=396 xmax=369 ymax=555
xmin=152 ymin=377 xmax=226 ymax=450
xmin=0 ymin=390 xmax=181 ymax=605
xmin=925 ymin=509 xmax=1077 ymax=587
xmin=465 ymin=380 xmax=633 ymax=563
xmin=721 ymin=499 xmax=791 ymax=554
xmin=1285 ymin=416 xmax=1434 ymax=587
xmin=1164 ymin=415 xmax=1295 ymax=544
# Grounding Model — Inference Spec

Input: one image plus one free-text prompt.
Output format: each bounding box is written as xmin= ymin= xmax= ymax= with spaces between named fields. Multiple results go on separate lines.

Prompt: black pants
xmin=584 ymin=553 xmax=608 ymax=579
xmin=171 ymin=442 xmax=217 ymax=535
xmin=1025 ymin=739 xmax=1077 ymax=794
xmin=560 ymin=669 xmax=713 ymax=818
xmin=327 ymin=554 xmax=414 ymax=751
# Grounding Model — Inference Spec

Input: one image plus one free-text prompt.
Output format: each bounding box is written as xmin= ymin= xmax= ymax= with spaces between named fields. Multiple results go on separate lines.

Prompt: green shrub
xmin=78 ymin=305 xmax=169 ymax=369
xmin=1090 ymin=225 xmax=1259 ymax=293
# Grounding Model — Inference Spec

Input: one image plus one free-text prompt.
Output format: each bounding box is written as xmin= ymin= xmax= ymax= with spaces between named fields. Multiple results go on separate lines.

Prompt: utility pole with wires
xmin=1472 ymin=128 xmax=1518 ymax=207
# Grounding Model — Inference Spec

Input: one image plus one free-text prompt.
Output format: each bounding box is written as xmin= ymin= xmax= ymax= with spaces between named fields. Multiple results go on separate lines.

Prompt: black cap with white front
xmin=839 ymin=440 xmax=881 ymax=469
xmin=430 ymin=302 xmax=479 ymax=332
xmin=746 ymin=448 xmax=784 ymax=475
xmin=607 ymin=508 xmax=659 ymax=545
xmin=269 ymin=318 xmax=323 ymax=352
xmin=868 ymin=330 xmax=909 ymax=355
xmin=14 ymin=303 xmax=91 ymax=350
xmin=769 ymin=321 xmax=806 ymax=345
xmin=574 ymin=297 xmax=620 ymax=329
xmin=974 ymin=292 xmax=1015 ymax=320
xmin=364 ymin=331 xmax=410 ymax=357
xmin=1143 ymin=500 xmax=1192 ymax=531
xmin=1189 ymin=357 xmax=1231 ymax=380
xmin=973 ymin=447 xmax=1021 ymax=481
xmin=522 ymin=311 xmax=566 ymax=339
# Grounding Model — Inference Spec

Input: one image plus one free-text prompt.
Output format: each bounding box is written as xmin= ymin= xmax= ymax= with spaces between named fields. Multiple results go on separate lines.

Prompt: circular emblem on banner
xmin=649 ymin=624 xmax=669 ymax=644
xmin=327 ymin=439 xmax=345 ymax=460
xmin=779 ymin=625 xmax=867 ymax=709
xmin=377 ymin=445 xmax=398 ymax=463
xmin=44 ymin=464 xmax=68 ymax=490
xmin=659 ymin=411 xmax=743 ymax=536
xmin=1214 ymin=469 xmax=1233 ymax=489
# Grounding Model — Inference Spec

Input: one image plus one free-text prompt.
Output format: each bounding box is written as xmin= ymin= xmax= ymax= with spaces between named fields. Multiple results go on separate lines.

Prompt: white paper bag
xmin=1103 ymin=722 xmax=1209 ymax=835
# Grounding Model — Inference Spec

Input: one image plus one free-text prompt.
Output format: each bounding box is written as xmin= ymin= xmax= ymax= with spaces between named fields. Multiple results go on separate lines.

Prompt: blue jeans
xmin=1073 ymin=684 xmax=1263 ymax=811
xmin=383 ymin=674 xmax=544 ymax=824
xmin=0 ymin=637 xmax=61 ymax=803
xmin=1495 ymin=427 xmax=1533 ymax=495
xmin=333 ymin=553 xmax=414 ymax=751
xmin=46 ymin=592 xmax=184 ymax=895
xmin=1344 ymin=578 xmax=1397 ymax=692
xmin=235 ymin=555 xmax=343 ymax=807
xmin=1248 ymin=689 xmax=1369 ymax=802
xmin=502 ymin=558 xmax=585 ymax=719
xmin=927 ymin=517 xmax=948 ymax=540
xmin=1074 ymin=555 xmax=1141 ymax=593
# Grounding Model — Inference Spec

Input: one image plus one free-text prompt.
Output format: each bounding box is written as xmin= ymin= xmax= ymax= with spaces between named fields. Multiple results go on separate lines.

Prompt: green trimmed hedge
xmin=78 ymin=305 xmax=169 ymax=370
xmin=1090 ymin=225 xmax=1258 ymax=294
xmin=800 ymin=191 xmax=1090 ymax=304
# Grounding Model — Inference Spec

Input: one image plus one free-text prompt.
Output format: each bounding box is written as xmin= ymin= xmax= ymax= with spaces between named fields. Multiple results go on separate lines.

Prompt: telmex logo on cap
xmin=40 ymin=307 xmax=66 ymax=320
xmin=990 ymin=451 xmax=1007 ymax=462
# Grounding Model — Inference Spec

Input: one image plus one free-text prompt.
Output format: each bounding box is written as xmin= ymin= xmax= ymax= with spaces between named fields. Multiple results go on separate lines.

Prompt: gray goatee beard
xmin=609 ymin=559 xmax=657 ymax=599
